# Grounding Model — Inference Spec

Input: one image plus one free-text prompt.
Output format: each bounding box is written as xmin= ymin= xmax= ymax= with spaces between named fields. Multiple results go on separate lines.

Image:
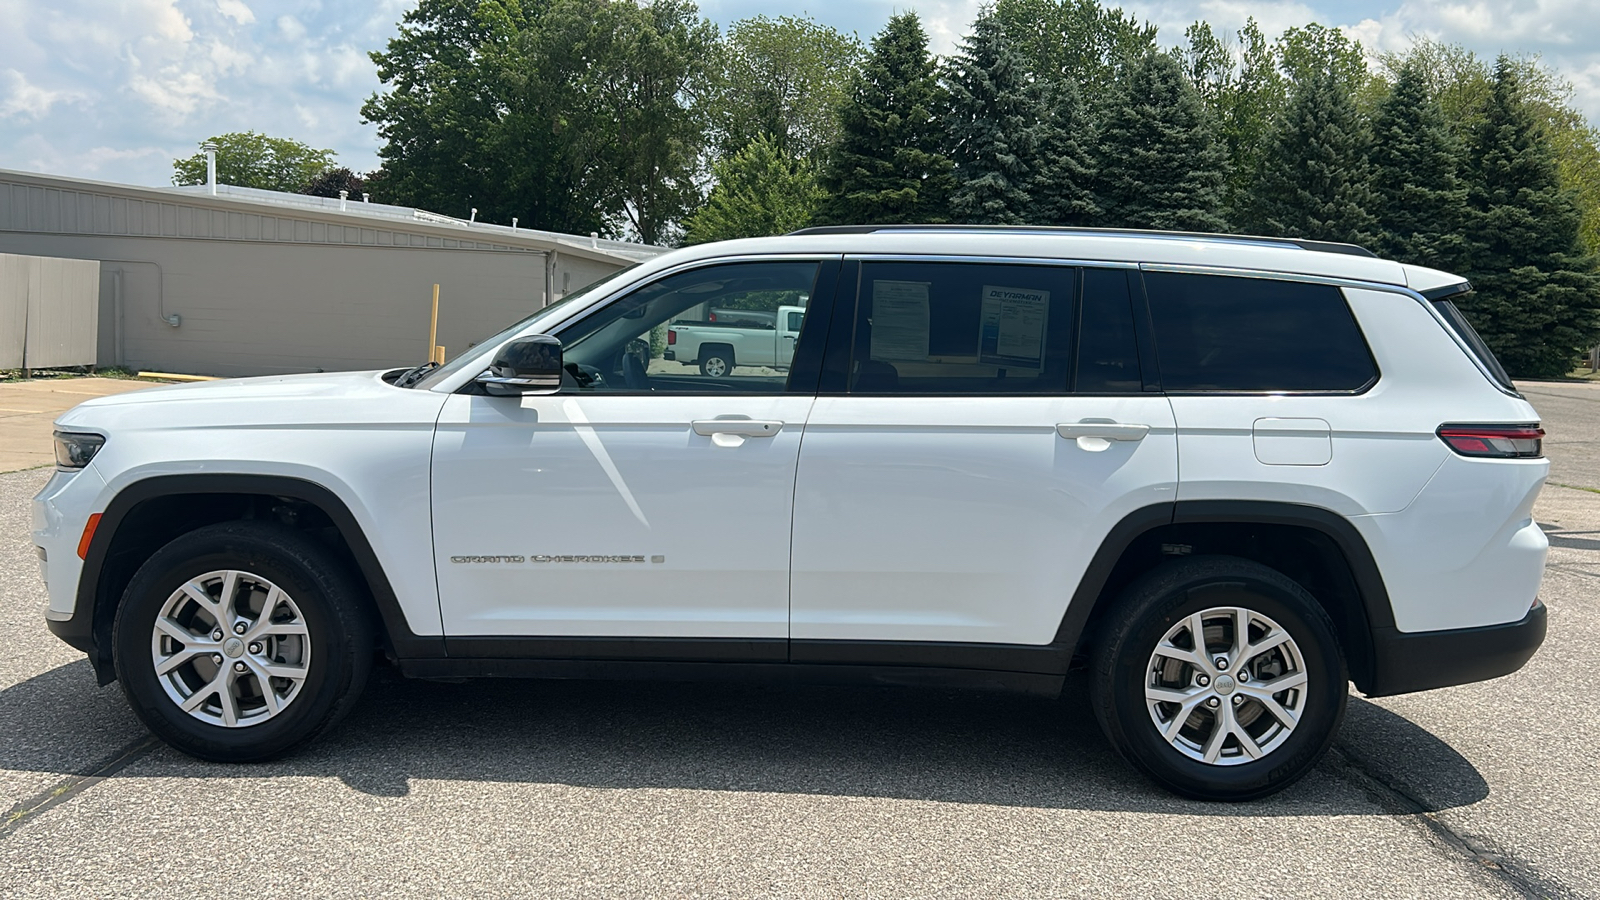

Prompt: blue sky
xmin=2 ymin=0 xmax=1596 ymax=188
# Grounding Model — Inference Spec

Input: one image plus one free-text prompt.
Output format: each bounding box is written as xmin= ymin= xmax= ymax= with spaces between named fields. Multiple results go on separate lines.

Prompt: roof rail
xmin=786 ymin=224 xmax=1379 ymax=259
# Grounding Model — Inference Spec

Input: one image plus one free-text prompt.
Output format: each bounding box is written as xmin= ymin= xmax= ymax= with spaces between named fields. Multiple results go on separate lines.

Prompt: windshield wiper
xmin=393 ymin=361 xmax=438 ymax=388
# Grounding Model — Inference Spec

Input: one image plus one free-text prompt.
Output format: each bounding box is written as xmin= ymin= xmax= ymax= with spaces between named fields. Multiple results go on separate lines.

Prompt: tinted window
xmin=1075 ymin=267 xmax=1143 ymax=393
xmin=1144 ymin=272 xmax=1376 ymax=392
xmin=848 ymin=262 xmax=1075 ymax=394
xmin=556 ymin=261 xmax=819 ymax=394
xmin=1433 ymin=298 xmax=1514 ymax=391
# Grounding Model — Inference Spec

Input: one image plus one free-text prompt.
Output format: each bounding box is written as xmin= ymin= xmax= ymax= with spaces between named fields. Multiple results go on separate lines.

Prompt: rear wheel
xmin=113 ymin=521 xmax=373 ymax=762
xmin=699 ymin=346 xmax=734 ymax=378
xmin=1090 ymin=556 xmax=1347 ymax=800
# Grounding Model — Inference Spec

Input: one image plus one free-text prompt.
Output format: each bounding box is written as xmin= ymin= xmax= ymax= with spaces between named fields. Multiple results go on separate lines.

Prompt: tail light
xmin=1437 ymin=424 xmax=1544 ymax=458
xmin=708 ymin=312 xmax=717 ymax=322
xmin=667 ymin=329 xmax=676 ymax=345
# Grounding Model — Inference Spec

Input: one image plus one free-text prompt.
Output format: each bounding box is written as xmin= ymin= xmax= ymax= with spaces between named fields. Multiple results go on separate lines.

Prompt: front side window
xmin=554 ymin=261 xmax=821 ymax=394
xmin=847 ymin=262 xmax=1076 ymax=394
xmin=1143 ymin=272 xmax=1377 ymax=392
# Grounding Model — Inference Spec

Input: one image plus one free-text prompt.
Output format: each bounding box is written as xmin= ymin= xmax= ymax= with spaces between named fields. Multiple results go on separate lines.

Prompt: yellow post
xmin=428 ymin=284 xmax=443 ymax=364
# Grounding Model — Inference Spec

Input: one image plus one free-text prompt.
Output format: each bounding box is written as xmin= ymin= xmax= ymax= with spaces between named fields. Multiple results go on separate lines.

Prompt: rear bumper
xmin=1366 ymin=600 xmax=1547 ymax=697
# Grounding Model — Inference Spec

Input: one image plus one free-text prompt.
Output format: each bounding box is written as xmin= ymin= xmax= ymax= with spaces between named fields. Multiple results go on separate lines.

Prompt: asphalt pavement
xmin=0 ymin=382 xmax=1596 ymax=898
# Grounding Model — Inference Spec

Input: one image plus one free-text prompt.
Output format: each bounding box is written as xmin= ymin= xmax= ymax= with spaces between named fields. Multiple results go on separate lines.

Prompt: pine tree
xmin=1458 ymin=58 xmax=1600 ymax=379
xmin=1028 ymin=79 xmax=1099 ymax=225
xmin=1248 ymin=65 xmax=1377 ymax=244
xmin=944 ymin=11 xmax=1038 ymax=224
xmin=1368 ymin=61 xmax=1469 ymax=270
xmin=813 ymin=13 xmax=955 ymax=225
xmin=683 ymin=135 xmax=824 ymax=244
xmin=1093 ymin=50 xmax=1228 ymax=231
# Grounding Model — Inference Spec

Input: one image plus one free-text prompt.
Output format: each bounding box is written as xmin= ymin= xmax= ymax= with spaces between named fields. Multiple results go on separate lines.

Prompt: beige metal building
xmin=0 ymin=168 xmax=660 ymax=377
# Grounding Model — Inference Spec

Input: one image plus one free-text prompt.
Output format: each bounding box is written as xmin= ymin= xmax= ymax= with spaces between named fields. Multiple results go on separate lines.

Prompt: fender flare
xmin=1052 ymin=500 xmax=1394 ymax=690
xmin=63 ymin=473 xmax=444 ymax=680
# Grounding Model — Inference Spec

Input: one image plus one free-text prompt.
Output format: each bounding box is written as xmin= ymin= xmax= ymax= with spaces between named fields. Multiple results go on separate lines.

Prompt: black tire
xmin=1089 ymin=555 xmax=1347 ymax=801
xmin=112 ymin=521 xmax=374 ymax=762
xmin=699 ymin=346 xmax=734 ymax=377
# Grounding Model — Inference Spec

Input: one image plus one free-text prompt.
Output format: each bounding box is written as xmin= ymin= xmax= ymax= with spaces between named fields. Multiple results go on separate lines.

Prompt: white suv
xmin=33 ymin=227 xmax=1549 ymax=800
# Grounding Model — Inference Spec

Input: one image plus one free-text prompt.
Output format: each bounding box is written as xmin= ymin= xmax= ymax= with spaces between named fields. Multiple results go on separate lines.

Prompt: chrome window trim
xmin=1137 ymin=262 xmax=1520 ymax=399
xmin=429 ymin=253 xmax=844 ymax=394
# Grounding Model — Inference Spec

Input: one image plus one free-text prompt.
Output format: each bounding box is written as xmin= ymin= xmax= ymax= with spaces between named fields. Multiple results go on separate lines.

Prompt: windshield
xmin=410 ymin=264 xmax=639 ymax=390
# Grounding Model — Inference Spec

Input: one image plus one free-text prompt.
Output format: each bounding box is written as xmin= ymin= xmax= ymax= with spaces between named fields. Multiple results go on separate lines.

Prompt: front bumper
xmin=1366 ymin=600 xmax=1547 ymax=697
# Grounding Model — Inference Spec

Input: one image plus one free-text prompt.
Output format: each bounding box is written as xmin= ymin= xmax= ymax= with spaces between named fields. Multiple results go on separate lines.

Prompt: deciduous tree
xmin=172 ymin=131 xmax=335 ymax=192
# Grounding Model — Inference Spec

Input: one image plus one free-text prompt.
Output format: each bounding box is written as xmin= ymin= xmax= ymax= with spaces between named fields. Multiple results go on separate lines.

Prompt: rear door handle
xmin=1056 ymin=422 xmax=1150 ymax=441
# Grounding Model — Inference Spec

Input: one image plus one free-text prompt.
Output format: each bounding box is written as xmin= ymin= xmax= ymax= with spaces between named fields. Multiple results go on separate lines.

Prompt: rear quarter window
xmin=1143 ymin=272 xmax=1377 ymax=392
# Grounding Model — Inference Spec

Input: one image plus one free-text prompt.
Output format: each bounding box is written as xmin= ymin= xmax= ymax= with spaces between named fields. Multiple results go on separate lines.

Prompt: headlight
xmin=53 ymin=431 xmax=105 ymax=470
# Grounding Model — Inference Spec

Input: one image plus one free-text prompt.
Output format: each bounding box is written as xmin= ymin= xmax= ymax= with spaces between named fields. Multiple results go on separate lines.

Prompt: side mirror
xmin=477 ymin=335 xmax=562 ymax=396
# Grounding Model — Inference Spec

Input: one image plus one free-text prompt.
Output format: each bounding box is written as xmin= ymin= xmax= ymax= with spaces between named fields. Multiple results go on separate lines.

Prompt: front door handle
xmin=693 ymin=417 xmax=783 ymax=447
xmin=1056 ymin=422 xmax=1150 ymax=441
xmin=692 ymin=418 xmax=783 ymax=438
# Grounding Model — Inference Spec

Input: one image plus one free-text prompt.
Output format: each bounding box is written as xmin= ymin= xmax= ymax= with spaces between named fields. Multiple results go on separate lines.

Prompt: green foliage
xmin=172 ymin=132 xmax=336 ymax=192
xmin=944 ymin=11 xmax=1040 ymax=225
xmin=707 ymin=15 xmax=862 ymax=160
xmin=1277 ymin=24 xmax=1369 ymax=97
xmin=363 ymin=0 xmax=714 ymax=243
xmin=1456 ymin=59 xmax=1600 ymax=379
xmin=1367 ymin=62 xmax=1469 ymax=269
xmin=992 ymin=0 xmax=1156 ymax=87
xmin=683 ymin=135 xmax=825 ymax=244
xmin=1027 ymin=79 xmax=1100 ymax=226
xmin=1178 ymin=19 xmax=1285 ymax=224
xmin=813 ymin=13 xmax=954 ymax=226
xmin=1248 ymin=64 xmax=1377 ymax=244
xmin=1383 ymin=39 xmax=1600 ymax=255
xmin=302 ymin=168 xmax=368 ymax=199
xmin=1093 ymin=50 xmax=1228 ymax=231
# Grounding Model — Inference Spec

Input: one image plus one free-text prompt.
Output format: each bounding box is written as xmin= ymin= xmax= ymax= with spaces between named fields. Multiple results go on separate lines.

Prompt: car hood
xmin=55 ymin=369 xmax=448 ymax=432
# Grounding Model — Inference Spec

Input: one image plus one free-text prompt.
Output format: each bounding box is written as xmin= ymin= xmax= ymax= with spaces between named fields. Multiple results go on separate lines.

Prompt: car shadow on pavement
xmin=1 ymin=660 xmax=1489 ymax=816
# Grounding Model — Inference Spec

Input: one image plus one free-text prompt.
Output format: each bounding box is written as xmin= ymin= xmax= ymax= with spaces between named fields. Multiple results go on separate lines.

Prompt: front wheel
xmin=1090 ymin=556 xmax=1347 ymax=800
xmin=113 ymin=522 xmax=373 ymax=762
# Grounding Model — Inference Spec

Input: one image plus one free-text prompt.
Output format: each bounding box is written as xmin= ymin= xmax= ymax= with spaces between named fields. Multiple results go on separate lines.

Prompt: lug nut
xmin=233 ymin=661 xmax=247 ymax=673
xmin=211 ymin=654 xmax=223 ymax=665
xmin=234 ymin=623 xmax=247 ymax=634
xmin=1206 ymin=697 xmax=1221 ymax=708
xmin=1238 ymin=671 xmax=1249 ymax=682
xmin=1215 ymin=658 xmax=1229 ymax=671
xmin=248 ymin=642 xmax=262 ymax=655
xmin=1196 ymin=675 xmax=1210 ymax=686
xmin=212 ymin=630 xmax=224 ymax=641
xmin=1233 ymin=695 xmax=1244 ymax=705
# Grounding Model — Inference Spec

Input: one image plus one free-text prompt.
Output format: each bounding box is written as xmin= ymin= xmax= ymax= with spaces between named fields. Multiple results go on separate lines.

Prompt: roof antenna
xmin=469 ymin=208 xmax=478 ymax=225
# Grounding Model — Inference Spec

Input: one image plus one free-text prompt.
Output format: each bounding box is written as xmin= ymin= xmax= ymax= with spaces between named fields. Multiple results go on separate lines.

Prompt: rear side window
xmin=1144 ymin=272 xmax=1377 ymax=392
xmin=1432 ymin=298 xmax=1515 ymax=392
xmin=1075 ymin=267 xmax=1143 ymax=393
xmin=848 ymin=262 xmax=1075 ymax=394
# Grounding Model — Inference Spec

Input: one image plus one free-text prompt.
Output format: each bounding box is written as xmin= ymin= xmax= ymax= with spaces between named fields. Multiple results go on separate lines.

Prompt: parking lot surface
xmin=0 ymin=380 xmax=1596 ymax=898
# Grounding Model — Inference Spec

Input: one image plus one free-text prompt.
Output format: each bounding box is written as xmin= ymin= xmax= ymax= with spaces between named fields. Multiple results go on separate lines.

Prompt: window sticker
xmin=979 ymin=285 xmax=1050 ymax=371
xmin=870 ymin=280 xmax=931 ymax=361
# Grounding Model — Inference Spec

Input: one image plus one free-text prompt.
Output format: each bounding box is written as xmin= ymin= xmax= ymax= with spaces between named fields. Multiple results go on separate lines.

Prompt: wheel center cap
xmin=1213 ymin=674 xmax=1236 ymax=696
xmin=223 ymin=638 xmax=245 ymax=659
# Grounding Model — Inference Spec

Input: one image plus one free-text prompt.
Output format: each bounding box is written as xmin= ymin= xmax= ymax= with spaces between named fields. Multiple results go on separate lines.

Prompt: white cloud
xmin=216 ymin=0 xmax=255 ymax=26
xmin=0 ymin=68 xmax=87 ymax=119
xmin=277 ymin=15 xmax=308 ymax=42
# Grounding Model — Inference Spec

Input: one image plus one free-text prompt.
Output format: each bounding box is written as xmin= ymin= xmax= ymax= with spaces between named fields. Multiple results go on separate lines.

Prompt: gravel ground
xmin=0 ymin=387 xmax=1595 ymax=898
